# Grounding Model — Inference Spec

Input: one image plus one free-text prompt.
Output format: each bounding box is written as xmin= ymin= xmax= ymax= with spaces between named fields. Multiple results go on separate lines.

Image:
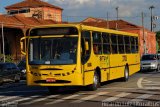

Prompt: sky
xmin=0 ymin=0 xmax=160 ymax=31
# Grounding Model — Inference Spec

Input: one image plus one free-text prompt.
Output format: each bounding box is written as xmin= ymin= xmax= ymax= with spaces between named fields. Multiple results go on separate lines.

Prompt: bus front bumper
xmin=27 ymin=72 xmax=83 ymax=86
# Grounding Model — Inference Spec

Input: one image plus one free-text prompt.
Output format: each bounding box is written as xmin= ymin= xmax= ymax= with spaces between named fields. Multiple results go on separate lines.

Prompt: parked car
xmin=17 ymin=60 xmax=26 ymax=79
xmin=141 ymin=54 xmax=160 ymax=71
xmin=0 ymin=62 xmax=21 ymax=85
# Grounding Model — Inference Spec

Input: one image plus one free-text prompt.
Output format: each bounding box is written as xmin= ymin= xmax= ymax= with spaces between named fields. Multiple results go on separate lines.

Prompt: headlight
xmin=22 ymin=69 xmax=26 ymax=73
xmin=151 ymin=63 xmax=156 ymax=67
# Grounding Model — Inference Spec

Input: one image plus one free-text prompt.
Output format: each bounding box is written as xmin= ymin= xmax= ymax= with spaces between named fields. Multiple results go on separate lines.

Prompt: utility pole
xmin=115 ymin=6 xmax=119 ymax=30
xmin=115 ymin=6 xmax=119 ymax=20
xmin=149 ymin=5 xmax=155 ymax=32
xmin=107 ymin=12 xmax=109 ymax=29
xmin=1 ymin=23 xmax=5 ymax=62
xmin=142 ymin=12 xmax=146 ymax=54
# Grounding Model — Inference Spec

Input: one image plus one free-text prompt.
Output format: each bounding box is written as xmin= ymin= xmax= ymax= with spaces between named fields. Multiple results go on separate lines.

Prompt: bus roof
xmin=29 ymin=23 xmax=138 ymax=37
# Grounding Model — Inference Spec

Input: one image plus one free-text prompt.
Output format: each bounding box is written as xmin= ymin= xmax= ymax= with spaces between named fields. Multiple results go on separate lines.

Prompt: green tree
xmin=156 ymin=31 xmax=160 ymax=40
xmin=0 ymin=54 xmax=14 ymax=63
xmin=156 ymin=31 xmax=160 ymax=53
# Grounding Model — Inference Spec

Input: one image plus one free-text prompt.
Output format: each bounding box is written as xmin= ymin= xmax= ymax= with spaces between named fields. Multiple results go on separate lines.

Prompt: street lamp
xmin=115 ymin=6 xmax=119 ymax=20
xmin=149 ymin=5 xmax=155 ymax=32
xmin=115 ymin=6 xmax=119 ymax=30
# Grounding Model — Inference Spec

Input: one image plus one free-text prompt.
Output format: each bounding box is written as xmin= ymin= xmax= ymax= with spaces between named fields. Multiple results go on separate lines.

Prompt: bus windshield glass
xmin=29 ymin=37 xmax=78 ymax=65
xmin=30 ymin=27 xmax=78 ymax=36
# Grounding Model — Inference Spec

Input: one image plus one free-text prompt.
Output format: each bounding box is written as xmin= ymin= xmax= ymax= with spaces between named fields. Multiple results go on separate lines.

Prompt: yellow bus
xmin=21 ymin=24 xmax=140 ymax=93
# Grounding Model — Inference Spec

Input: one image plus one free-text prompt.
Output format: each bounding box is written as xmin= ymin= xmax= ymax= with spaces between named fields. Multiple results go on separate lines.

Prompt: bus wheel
xmin=48 ymin=87 xmax=59 ymax=94
xmin=122 ymin=66 xmax=129 ymax=82
xmin=88 ymin=72 xmax=100 ymax=91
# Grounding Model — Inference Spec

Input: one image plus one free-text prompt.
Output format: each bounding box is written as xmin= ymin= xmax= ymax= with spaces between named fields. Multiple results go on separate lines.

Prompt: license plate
xmin=46 ymin=78 xmax=56 ymax=82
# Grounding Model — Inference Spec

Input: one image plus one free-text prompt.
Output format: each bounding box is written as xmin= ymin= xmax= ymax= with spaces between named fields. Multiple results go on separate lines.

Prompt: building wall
xmin=0 ymin=28 xmax=24 ymax=62
xmin=146 ymin=31 xmax=156 ymax=54
xmin=43 ymin=7 xmax=62 ymax=22
xmin=7 ymin=7 xmax=62 ymax=22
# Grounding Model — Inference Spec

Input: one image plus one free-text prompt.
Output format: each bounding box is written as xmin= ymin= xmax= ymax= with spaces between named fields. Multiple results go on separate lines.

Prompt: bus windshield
xmin=29 ymin=37 xmax=78 ymax=65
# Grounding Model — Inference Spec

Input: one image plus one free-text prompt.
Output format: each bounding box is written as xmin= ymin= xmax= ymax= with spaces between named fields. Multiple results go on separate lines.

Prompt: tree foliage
xmin=156 ymin=31 xmax=160 ymax=52
xmin=156 ymin=31 xmax=160 ymax=40
xmin=0 ymin=54 xmax=14 ymax=63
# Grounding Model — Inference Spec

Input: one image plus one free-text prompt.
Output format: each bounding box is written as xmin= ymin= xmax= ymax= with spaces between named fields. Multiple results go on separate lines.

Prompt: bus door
xmin=81 ymin=31 xmax=92 ymax=85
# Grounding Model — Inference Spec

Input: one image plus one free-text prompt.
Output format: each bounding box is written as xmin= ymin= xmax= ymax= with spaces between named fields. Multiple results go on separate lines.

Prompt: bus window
xmin=118 ymin=35 xmax=125 ymax=54
xmin=124 ymin=36 xmax=131 ymax=53
xmin=29 ymin=39 xmax=40 ymax=61
xmin=135 ymin=37 xmax=139 ymax=53
xmin=92 ymin=32 xmax=102 ymax=54
xmin=81 ymin=31 xmax=91 ymax=64
xmin=102 ymin=33 xmax=110 ymax=54
xmin=130 ymin=36 xmax=136 ymax=53
xmin=111 ymin=34 xmax=118 ymax=54
xmin=41 ymin=40 xmax=52 ymax=60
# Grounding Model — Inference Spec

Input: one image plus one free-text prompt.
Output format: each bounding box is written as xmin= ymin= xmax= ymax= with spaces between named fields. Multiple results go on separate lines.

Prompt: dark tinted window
xmin=124 ymin=36 xmax=131 ymax=53
xmin=30 ymin=27 xmax=78 ymax=36
xmin=9 ymin=10 xmax=18 ymax=15
xmin=10 ymin=63 xmax=17 ymax=69
xmin=141 ymin=55 xmax=157 ymax=60
xmin=111 ymin=34 xmax=118 ymax=54
xmin=92 ymin=32 xmax=102 ymax=54
xmin=6 ymin=64 xmax=11 ymax=69
xmin=18 ymin=61 xmax=26 ymax=68
xmin=19 ymin=9 xmax=30 ymax=13
xmin=102 ymin=33 xmax=110 ymax=54
xmin=118 ymin=35 xmax=125 ymax=54
xmin=135 ymin=37 xmax=139 ymax=52
xmin=81 ymin=31 xmax=91 ymax=64
xmin=130 ymin=36 xmax=138 ymax=53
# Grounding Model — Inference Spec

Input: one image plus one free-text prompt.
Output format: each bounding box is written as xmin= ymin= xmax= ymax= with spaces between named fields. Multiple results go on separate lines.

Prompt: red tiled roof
xmin=5 ymin=0 xmax=63 ymax=10
xmin=0 ymin=15 xmax=24 ymax=28
xmin=81 ymin=17 xmax=142 ymax=30
xmin=0 ymin=15 xmax=65 ymax=29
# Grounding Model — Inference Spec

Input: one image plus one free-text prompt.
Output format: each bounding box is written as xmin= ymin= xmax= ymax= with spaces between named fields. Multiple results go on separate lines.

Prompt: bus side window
xmin=111 ymin=34 xmax=118 ymax=54
xmin=118 ymin=35 xmax=125 ymax=54
xmin=92 ymin=32 xmax=102 ymax=54
xmin=130 ymin=36 xmax=136 ymax=53
xmin=102 ymin=33 xmax=110 ymax=54
xmin=124 ymin=36 xmax=131 ymax=53
xmin=81 ymin=31 xmax=91 ymax=64
xmin=135 ymin=37 xmax=139 ymax=53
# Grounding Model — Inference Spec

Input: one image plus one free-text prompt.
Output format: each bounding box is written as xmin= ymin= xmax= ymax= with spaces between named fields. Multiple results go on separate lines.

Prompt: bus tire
xmin=87 ymin=71 xmax=100 ymax=91
xmin=122 ymin=66 xmax=129 ymax=82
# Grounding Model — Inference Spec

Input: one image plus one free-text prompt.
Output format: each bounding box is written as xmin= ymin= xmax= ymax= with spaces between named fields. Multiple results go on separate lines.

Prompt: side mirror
xmin=20 ymin=37 xmax=27 ymax=55
xmin=85 ymin=41 xmax=89 ymax=51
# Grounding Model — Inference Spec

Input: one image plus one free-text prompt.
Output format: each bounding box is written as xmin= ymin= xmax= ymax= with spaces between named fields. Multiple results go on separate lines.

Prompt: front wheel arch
xmin=122 ymin=65 xmax=129 ymax=82
xmin=87 ymin=68 xmax=101 ymax=91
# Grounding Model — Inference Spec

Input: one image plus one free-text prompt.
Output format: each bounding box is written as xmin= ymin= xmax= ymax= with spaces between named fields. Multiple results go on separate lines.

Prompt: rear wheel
xmin=122 ymin=66 xmax=129 ymax=82
xmin=87 ymin=72 xmax=100 ymax=91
